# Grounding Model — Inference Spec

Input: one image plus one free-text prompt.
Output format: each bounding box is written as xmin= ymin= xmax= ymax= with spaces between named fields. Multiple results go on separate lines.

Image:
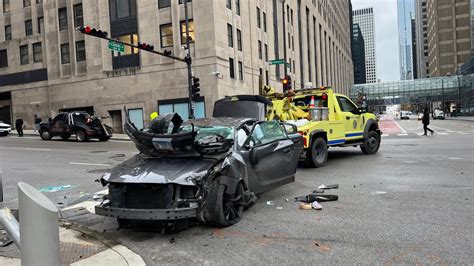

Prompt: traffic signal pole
xmin=184 ymin=0 xmax=194 ymax=119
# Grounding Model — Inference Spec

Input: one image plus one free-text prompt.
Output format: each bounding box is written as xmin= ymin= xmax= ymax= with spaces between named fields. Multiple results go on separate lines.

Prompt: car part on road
xmin=317 ymin=184 xmax=339 ymax=190
xmin=311 ymin=201 xmax=322 ymax=210
xmin=295 ymin=194 xmax=339 ymax=203
xmin=299 ymin=203 xmax=312 ymax=210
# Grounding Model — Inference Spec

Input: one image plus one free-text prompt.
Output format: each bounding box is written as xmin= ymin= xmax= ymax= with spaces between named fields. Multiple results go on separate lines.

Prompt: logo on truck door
xmin=353 ymin=120 xmax=357 ymax=129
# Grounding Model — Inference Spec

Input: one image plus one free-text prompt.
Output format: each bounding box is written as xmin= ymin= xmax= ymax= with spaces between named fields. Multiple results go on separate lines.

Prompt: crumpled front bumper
xmin=95 ymin=201 xmax=198 ymax=220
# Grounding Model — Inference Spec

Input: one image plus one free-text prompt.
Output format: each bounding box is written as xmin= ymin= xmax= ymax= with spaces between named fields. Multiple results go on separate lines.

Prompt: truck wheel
xmin=75 ymin=130 xmax=88 ymax=142
xmin=40 ymin=130 xmax=52 ymax=140
xmin=203 ymin=178 xmax=245 ymax=227
xmin=305 ymin=137 xmax=328 ymax=168
xmin=360 ymin=131 xmax=380 ymax=154
xmin=61 ymin=134 xmax=71 ymax=140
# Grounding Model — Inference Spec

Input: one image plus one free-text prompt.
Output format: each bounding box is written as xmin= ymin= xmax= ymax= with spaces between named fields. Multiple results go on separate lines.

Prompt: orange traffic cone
xmin=309 ymin=95 xmax=315 ymax=108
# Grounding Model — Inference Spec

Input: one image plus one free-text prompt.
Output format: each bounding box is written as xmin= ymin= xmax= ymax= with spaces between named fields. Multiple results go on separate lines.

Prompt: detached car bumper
xmin=95 ymin=201 xmax=198 ymax=220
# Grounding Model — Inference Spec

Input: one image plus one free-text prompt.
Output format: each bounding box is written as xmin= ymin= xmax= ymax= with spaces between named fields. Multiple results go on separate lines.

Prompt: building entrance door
xmin=108 ymin=110 xmax=123 ymax=134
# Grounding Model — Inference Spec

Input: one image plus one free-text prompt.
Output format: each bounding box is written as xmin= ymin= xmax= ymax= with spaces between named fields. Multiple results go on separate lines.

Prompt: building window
xmin=38 ymin=17 xmax=44 ymax=34
xmin=73 ymin=4 xmax=83 ymax=27
xmin=159 ymin=97 xmax=205 ymax=121
xmin=23 ymin=0 xmax=30 ymax=7
xmin=58 ymin=8 xmax=68 ymax=31
xmin=178 ymin=0 xmax=192 ymax=4
xmin=36 ymin=0 xmax=42 ymax=3
xmin=227 ymin=24 xmax=233 ymax=47
xmin=236 ymin=0 xmax=240 ymax=15
xmin=258 ymin=41 xmax=262 ymax=59
xmin=263 ymin=12 xmax=267 ymax=32
xmin=113 ymin=34 xmax=138 ymax=56
xmin=76 ymin=40 xmax=85 ymax=62
xmin=160 ymin=24 xmax=173 ymax=48
xmin=20 ymin=45 xmax=29 ymax=65
xmin=237 ymin=29 xmax=242 ymax=51
xmin=60 ymin=43 xmax=70 ymax=64
xmin=25 ymin=20 xmax=33 ymax=36
xmin=180 ymin=19 xmax=195 ymax=44
xmin=291 ymin=9 xmax=293 ymax=26
xmin=0 ymin=49 xmax=7 ymax=68
xmin=226 ymin=0 xmax=231 ymax=9
xmin=264 ymin=44 xmax=268 ymax=61
xmin=256 ymin=7 xmax=260 ymax=28
xmin=33 ymin=42 xmax=42 ymax=62
xmin=229 ymin=57 xmax=235 ymax=79
xmin=158 ymin=0 xmax=170 ymax=8
xmin=4 ymin=25 xmax=11 ymax=41
xmin=3 ymin=0 xmax=10 ymax=13
xmin=109 ymin=0 xmax=137 ymax=21
xmin=265 ymin=70 xmax=269 ymax=85
xmin=238 ymin=61 xmax=243 ymax=80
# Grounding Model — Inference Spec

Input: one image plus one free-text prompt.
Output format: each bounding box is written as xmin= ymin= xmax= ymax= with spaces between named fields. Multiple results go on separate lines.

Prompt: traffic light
xmin=282 ymin=75 xmax=292 ymax=91
xmin=192 ymin=76 xmax=200 ymax=100
xmin=138 ymin=42 xmax=154 ymax=51
xmin=79 ymin=26 xmax=108 ymax=38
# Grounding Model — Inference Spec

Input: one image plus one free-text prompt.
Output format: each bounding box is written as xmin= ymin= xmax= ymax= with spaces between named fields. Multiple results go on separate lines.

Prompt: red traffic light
xmin=84 ymin=26 xmax=91 ymax=34
xmin=79 ymin=25 xmax=108 ymax=38
xmin=138 ymin=43 xmax=154 ymax=51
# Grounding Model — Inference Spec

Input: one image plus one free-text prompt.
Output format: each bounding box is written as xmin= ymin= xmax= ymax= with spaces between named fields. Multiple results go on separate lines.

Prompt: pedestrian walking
xmin=422 ymin=108 xmax=434 ymax=136
xmin=34 ymin=114 xmax=42 ymax=133
xmin=15 ymin=116 xmax=24 ymax=137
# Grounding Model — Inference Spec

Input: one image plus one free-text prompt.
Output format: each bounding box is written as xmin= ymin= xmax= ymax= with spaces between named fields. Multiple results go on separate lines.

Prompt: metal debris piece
xmin=266 ymin=201 xmax=274 ymax=206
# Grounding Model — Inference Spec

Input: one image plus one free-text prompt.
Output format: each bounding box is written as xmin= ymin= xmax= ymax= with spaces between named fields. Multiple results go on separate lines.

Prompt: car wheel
xmin=204 ymin=178 xmax=245 ymax=227
xmin=360 ymin=131 xmax=380 ymax=154
xmin=75 ymin=130 xmax=88 ymax=142
xmin=61 ymin=134 xmax=71 ymax=140
xmin=98 ymin=135 xmax=110 ymax=142
xmin=40 ymin=130 xmax=52 ymax=140
xmin=305 ymin=137 xmax=328 ymax=168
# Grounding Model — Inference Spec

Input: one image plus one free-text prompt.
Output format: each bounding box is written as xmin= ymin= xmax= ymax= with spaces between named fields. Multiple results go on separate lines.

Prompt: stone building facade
xmin=0 ymin=0 xmax=353 ymax=130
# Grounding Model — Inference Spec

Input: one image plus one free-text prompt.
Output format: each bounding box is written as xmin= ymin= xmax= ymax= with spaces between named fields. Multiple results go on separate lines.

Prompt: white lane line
xmin=457 ymin=132 xmax=470 ymax=135
xmin=448 ymin=157 xmax=463 ymax=160
xmin=24 ymin=148 xmax=52 ymax=151
xmin=392 ymin=119 xmax=408 ymax=134
xmin=397 ymin=133 xmax=408 ymax=136
xmin=382 ymin=134 xmax=390 ymax=137
xmin=69 ymin=162 xmax=111 ymax=167
xmin=437 ymin=132 xmax=449 ymax=135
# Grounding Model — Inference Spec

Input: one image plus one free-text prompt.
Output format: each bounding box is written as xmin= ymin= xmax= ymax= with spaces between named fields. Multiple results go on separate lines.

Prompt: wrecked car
xmin=95 ymin=112 xmax=303 ymax=227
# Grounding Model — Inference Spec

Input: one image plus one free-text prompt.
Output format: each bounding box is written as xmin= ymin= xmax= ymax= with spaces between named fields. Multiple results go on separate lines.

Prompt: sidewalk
xmin=19 ymin=130 xmax=131 ymax=141
xmin=0 ymin=220 xmax=145 ymax=265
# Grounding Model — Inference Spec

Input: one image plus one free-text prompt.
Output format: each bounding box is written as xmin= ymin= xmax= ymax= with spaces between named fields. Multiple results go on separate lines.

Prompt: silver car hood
xmin=102 ymin=154 xmax=219 ymax=186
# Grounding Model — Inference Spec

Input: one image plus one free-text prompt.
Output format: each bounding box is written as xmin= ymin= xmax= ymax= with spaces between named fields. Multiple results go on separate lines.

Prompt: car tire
xmin=61 ymin=134 xmax=71 ymax=140
xmin=98 ymin=135 xmax=110 ymax=142
xmin=305 ymin=137 xmax=328 ymax=168
xmin=40 ymin=130 xmax=52 ymax=140
xmin=203 ymin=178 xmax=245 ymax=227
xmin=360 ymin=131 xmax=380 ymax=154
xmin=75 ymin=130 xmax=88 ymax=142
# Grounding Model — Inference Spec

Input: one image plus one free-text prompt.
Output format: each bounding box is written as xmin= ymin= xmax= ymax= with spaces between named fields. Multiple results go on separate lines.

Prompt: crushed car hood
xmin=102 ymin=154 xmax=219 ymax=186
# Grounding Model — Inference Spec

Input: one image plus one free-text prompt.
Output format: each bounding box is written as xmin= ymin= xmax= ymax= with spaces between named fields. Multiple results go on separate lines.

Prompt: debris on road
xmin=311 ymin=201 xmax=322 ymax=210
xmin=276 ymin=207 xmax=283 ymax=210
xmin=266 ymin=201 xmax=274 ymax=206
xmin=39 ymin=184 xmax=74 ymax=193
xmin=317 ymin=184 xmax=339 ymax=190
xmin=295 ymin=194 xmax=338 ymax=203
xmin=0 ymin=230 xmax=13 ymax=247
xmin=369 ymin=191 xmax=387 ymax=195
xmin=299 ymin=203 xmax=312 ymax=210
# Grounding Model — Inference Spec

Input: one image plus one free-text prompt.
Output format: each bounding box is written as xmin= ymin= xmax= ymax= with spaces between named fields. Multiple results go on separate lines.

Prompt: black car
xmin=95 ymin=113 xmax=303 ymax=227
xmin=40 ymin=112 xmax=112 ymax=142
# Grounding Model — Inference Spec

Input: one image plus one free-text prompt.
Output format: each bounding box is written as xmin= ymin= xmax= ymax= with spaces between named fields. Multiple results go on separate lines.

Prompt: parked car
xmin=95 ymin=113 xmax=303 ymax=227
xmin=433 ymin=109 xmax=445 ymax=120
xmin=39 ymin=111 xmax=112 ymax=141
xmin=0 ymin=121 xmax=11 ymax=136
xmin=400 ymin=111 xmax=412 ymax=120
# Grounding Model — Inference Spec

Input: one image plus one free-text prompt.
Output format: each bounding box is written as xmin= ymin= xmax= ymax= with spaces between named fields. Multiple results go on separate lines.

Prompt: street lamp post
xmin=279 ymin=0 xmax=287 ymax=77
xmin=183 ymin=0 xmax=194 ymax=119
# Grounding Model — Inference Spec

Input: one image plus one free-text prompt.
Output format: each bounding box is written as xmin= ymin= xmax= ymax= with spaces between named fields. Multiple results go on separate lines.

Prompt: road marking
xmin=69 ymin=162 xmax=111 ymax=167
xmin=24 ymin=148 xmax=51 ymax=151
xmin=382 ymin=134 xmax=389 ymax=137
xmin=392 ymin=119 xmax=407 ymax=134
xmin=437 ymin=132 xmax=449 ymax=135
xmin=457 ymin=132 xmax=469 ymax=135
xmin=397 ymin=133 xmax=408 ymax=136
xmin=448 ymin=157 xmax=462 ymax=160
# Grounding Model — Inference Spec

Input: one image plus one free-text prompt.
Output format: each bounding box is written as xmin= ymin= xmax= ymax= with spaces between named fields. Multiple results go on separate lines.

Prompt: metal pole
xmin=0 ymin=208 xmax=20 ymax=248
xmin=184 ymin=0 xmax=194 ymax=119
xmin=281 ymin=0 xmax=287 ymax=77
xmin=19 ymin=182 xmax=60 ymax=266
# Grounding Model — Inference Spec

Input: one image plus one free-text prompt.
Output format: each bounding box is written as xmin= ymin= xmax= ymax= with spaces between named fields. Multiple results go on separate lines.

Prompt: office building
xmin=415 ymin=0 xmax=429 ymax=78
xmin=397 ymin=0 xmax=415 ymax=80
xmin=352 ymin=7 xmax=376 ymax=83
xmin=0 ymin=0 xmax=353 ymax=129
xmin=351 ymin=23 xmax=366 ymax=84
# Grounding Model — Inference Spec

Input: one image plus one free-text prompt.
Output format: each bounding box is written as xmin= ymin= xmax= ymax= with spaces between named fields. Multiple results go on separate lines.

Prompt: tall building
xmin=411 ymin=17 xmax=418 ymax=79
xmin=352 ymin=8 xmax=376 ymax=83
xmin=0 ymin=0 xmax=353 ymax=128
xmin=426 ymin=0 xmax=471 ymax=77
xmin=351 ymin=23 xmax=366 ymax=84
xmin=415 ymin=0 xmax=429 ymax=78
xmin=397 ymin=0 xmax=415 ymax=80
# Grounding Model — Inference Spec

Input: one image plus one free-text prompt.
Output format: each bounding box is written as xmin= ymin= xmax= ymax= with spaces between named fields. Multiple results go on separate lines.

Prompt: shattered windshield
xmin=181 ymin=125 xmax=234 ymax=141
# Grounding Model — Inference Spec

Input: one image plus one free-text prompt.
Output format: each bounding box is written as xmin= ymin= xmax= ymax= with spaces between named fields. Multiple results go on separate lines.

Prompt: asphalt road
xmin=0 ymin=118 xmax=473 ymax=264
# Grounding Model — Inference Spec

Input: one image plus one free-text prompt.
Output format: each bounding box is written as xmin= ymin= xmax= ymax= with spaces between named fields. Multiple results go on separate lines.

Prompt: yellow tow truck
xmin=213 ymin=87 xmax=382 ymax=167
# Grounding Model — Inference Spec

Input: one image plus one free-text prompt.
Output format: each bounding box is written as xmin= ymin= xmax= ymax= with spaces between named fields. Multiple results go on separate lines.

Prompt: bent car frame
xmin=96 ymin=112 xmax=303 ymax=227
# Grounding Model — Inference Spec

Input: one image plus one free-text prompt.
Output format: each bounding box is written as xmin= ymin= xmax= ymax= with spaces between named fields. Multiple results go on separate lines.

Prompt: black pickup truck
xmin=40 ymin=111 xmax=112 ymax=142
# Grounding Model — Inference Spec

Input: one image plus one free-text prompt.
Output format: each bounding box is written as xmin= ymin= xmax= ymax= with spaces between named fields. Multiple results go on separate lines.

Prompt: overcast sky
xmin=351 ymin=0 xmax=400 ymax=82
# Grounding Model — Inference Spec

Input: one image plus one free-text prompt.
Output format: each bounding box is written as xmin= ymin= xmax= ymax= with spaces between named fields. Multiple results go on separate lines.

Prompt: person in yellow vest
xmin=149 ymin=111 xmax=159 ymax=121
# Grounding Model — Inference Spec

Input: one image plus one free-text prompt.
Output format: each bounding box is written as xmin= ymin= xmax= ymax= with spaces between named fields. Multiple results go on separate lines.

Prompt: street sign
xmin=285 ymin=62 xmax=291 ymax=68
xmin=108 ymin=40 xmax=124 ymax=53
xmin=269 ymin=59 xmax=286 ymax=65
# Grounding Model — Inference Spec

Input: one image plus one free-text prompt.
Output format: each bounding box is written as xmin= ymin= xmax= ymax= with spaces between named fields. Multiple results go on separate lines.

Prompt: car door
xmin=241 ymin=121 xmax=296 ymax=194
xmin=51 ymin=114 xmax=67 ymax=134
xmin=336 ymin=96 xmax=364 ymax=140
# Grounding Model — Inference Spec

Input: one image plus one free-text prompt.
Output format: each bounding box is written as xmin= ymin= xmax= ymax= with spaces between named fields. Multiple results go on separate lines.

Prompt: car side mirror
xmin=249 ymin=147 xmax=259 ymax=165
xmin=281 ymin=123 xmax=298 ymax=135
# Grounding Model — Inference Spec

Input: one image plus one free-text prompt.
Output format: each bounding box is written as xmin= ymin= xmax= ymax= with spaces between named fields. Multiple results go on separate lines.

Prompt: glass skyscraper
xmin=398 ymin=0 xmax=415 ymax=80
